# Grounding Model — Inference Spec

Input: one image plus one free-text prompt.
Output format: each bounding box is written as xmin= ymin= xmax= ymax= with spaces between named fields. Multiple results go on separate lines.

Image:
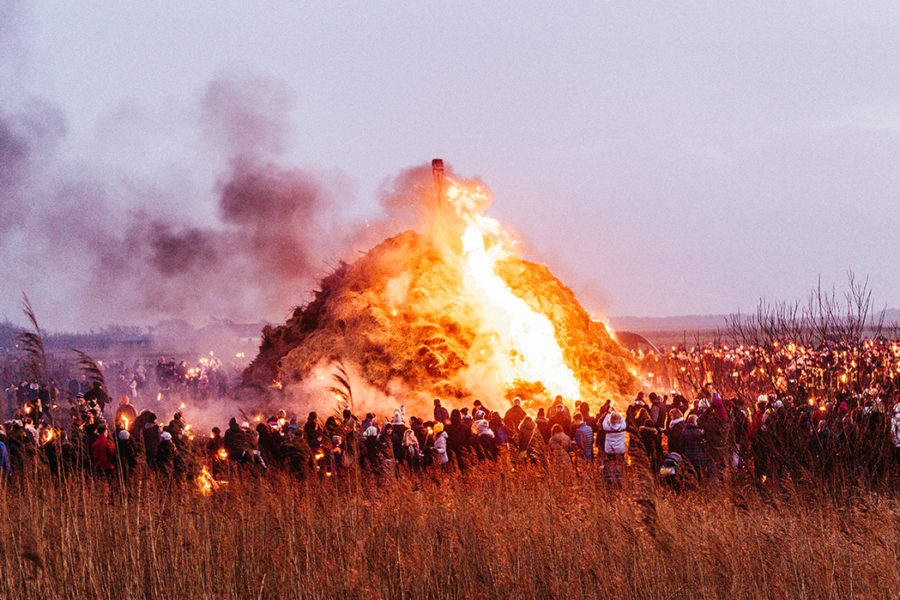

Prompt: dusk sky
xmin=2 ymin=2 xmax=899 ymax=330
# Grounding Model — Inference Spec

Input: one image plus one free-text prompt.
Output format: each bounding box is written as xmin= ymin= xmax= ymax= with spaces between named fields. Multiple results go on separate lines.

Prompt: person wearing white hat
xmin=155 ymin=431 xmax=176 ymax=475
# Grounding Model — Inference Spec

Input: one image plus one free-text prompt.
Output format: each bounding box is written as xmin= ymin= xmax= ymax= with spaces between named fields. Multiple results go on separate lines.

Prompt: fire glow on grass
xmin=447 ymin=182 xmax=580 ymax=399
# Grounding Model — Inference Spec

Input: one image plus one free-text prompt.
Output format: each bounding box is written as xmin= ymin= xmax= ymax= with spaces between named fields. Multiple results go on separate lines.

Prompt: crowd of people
xmin=2 ymin=377 xmax=900 ymax=490
xmin=634 ymin=338 xmax=900 ymax=410
xmin=2 ymin=354 xmax=238 ymax=423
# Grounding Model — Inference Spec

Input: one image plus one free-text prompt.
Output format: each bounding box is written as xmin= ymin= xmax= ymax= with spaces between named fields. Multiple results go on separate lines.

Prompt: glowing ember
xmin=217 ymin=448 xmax=228 ymax=461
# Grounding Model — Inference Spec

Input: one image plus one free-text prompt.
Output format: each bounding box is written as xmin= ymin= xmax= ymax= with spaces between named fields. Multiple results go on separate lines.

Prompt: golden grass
xmin=1 ymin=463 xmax=899 ymax=600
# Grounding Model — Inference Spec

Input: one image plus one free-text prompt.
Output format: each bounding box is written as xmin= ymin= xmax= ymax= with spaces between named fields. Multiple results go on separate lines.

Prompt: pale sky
xmin=2 ymin=1 xmax=899 ymax=330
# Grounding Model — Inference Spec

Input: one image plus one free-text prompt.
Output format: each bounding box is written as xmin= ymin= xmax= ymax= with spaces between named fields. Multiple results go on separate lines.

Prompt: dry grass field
xmin=2 ymin=461 xmax=899 ymax=600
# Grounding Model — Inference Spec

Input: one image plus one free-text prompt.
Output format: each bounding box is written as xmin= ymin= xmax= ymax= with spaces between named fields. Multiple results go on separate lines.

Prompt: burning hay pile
xmin=244 ymin=164 xmax=636 ymax=408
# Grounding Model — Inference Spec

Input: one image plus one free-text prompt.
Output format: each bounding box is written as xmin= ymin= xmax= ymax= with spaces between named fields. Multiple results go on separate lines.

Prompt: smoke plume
xmin=0 ymin=73 xmax=363 ymax=330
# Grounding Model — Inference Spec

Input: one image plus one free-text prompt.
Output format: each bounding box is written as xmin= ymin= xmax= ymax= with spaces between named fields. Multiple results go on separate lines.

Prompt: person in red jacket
xmin=91 ymin=424 xmax=116 ymax=477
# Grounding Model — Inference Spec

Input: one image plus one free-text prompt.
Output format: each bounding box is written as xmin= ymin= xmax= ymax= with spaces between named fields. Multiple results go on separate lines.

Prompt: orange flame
xmin=196 ymin=466 xmax=217 ymax=495
xmin=448 ymin=182 xmax=580 ymax=399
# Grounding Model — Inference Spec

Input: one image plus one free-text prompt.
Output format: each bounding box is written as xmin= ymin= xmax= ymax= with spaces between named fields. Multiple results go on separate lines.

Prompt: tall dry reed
xmin=1 ymin=462 xmax=898 ymax=600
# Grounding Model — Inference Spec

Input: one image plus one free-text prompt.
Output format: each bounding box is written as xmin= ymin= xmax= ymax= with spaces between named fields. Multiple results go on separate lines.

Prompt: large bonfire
xmin=244 ymin=162 xmax=636 ymax=411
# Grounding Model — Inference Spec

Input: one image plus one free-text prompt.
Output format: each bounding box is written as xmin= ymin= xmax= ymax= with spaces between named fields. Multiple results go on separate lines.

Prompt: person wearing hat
xmin=115 ymin=429 xmax=137 ymax=482
xmin=474 ymin=411 xmax=497 ymax=460
xmin=362 ymin=425 xmax=380 ymax=472
xmin=155 ymin=431 xmax=176 ymax=475
xmin=432 ymin=422 xmax=449 ymax=467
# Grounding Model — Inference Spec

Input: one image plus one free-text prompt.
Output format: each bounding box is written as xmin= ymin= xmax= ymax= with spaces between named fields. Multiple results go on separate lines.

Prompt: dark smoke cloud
xmin=1 ymin=74 xmax=354 ymax=329
xmin=89 ymin=154 xmax=333 ymax=324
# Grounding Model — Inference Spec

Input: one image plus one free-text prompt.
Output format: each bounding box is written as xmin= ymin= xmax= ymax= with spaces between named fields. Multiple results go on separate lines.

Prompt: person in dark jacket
xmin=503 ymin=397 xmax=527 ymax=434
xmin=489 ymin=412 xmax=509 ymax=448
xmin=304 ymin=412 xmax=323 ymax=450
xmin=699 ymin=393 xmax=730 ymax=481
xmin=547 ymin=396 xmax=572 ymax=435
xmin=681 ymin=415 xmax=711 ymax=482
xmin=141 ymin=413 xmax=161 ymax=467
xmin=0 ymin=430 xmax=12 ymax=476
xmin=638 ymin=418 xmax=664 ymax=474
xmin=115 ymin=429 xmax=138 ymax=482
xmin=155 ymin=431 xmax=176 ymax=475
xmin=664 ymin=409 xmax=686 ymax=455
xmin=517 ymin=417 xmax=546 ymax=466
xmin=446 ymin=409 xmax=469 ymax=470
xmin=83 ymin=381 xmax=110 ymax=413
xmin=224 ymin=418 xmax=252 ymax=467
xmin=433 ymin=398 xmax=450 ymax=425
xmin=573 ymin=414 xmax=594 ymax=464
xmin=535 ymin=408 xmax=551 ymax=443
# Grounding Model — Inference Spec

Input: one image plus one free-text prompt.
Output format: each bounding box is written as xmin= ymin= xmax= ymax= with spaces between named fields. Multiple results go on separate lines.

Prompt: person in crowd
xmin=548 ymin=423 xmax=572 ymax=470
xmin=504 ymin=397 xmax=527 ymax=433
xmin=446 ymin=409 xmax=469 ymax=470
xmin=433 ymin=398 xmax=450 ymax=425
xmin=573 ymin=413 xmax=594 ymax=464
xmin=891 ymin=406 xmax=900 ymax=462
xmin=681 ymin=415 xmax=711 ymax=482
xmin=0 ymin=427 xmax=11 ymax=476
xmin=304 ymin=412 xmax=323 ymax=450
xmin=402 ymin=427 xmax=422 ymax=472
xmin=638 ymin=418 xmax=664 ymax=474
xmin=548 ymin=396 xmax=572 ymax=434
xmin=535 ymin=408 xmax=551 ymax=443
xmin=433 ymin=423 xmax=449 ymax=468
xmin=488 ymin=412 xmax=509 ymax=448
xmin=83 ymin=381 xmax=110 ymax=413
xmin=115 ymin=429 xmax=137 ymax=481
xmin=603 ymin=411 xmax=627 ymax=486
xmin=626 ymin=392 xmax=649 ymax=432
xmin=517 ymin=417 xmax=545 ymax=466
xmin=141 ymin=413 xmax=161 ymax=467
xmin=664 ymin=409 xmax=686 ymax=455
xmin=474 ymin=411 xmax=498 ymax=460
xmin=114 ymin=396 xmax=137 ymax=430
xmin=699 ymin=392 xmax=730 ymax=480
xmin=155 ymin=431 xmax=176 ymax=475
xmin=90 ymin=424 xmax=116 ymax=478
